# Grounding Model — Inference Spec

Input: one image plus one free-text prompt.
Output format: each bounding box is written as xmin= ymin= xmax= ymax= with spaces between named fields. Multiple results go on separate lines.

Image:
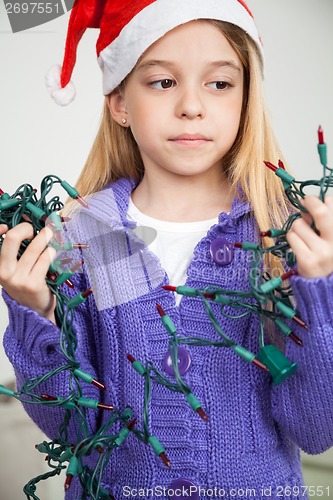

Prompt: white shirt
xmin=127 ymin=197 xmax=218 ymax=305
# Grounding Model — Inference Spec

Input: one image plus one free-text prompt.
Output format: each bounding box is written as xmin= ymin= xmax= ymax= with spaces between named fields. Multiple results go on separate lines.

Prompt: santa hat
xmin=46 ymin=0 xmax=263 ymax=106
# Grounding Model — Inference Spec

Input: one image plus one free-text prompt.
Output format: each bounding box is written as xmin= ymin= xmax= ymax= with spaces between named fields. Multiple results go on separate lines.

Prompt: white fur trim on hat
xmin=45 ymin=64 xmax=76 ymax=106
xmin=98 ymin=0 xmax=263 ymax=94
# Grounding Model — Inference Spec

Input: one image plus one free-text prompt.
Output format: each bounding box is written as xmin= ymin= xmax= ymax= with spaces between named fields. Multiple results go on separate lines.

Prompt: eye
xmin=207 ymin=81 xmax=230 ymax=91
xmin=149 ymin=79 xmax=175 ymax=90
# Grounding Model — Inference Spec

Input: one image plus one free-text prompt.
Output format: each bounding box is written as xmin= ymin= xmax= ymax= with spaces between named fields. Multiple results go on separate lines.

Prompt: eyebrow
xmin=137 ymin=59 xmax=241 ymax=73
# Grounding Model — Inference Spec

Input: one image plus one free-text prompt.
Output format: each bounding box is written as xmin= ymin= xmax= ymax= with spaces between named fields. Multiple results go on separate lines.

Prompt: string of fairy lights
xmin=0 ymin=127 xmax=329 ymax=499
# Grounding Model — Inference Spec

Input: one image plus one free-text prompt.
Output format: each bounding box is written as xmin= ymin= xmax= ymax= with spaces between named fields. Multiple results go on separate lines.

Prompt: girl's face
xmin=110 ymin=20 xmax=244 ymax=180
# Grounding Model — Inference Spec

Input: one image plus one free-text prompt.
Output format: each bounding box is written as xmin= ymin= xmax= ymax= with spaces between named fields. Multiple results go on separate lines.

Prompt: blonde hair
xmin=66 ymin=20 xmax=291 ymax=276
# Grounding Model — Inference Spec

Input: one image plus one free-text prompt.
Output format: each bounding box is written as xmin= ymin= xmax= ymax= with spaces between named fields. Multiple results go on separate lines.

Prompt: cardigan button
xmin=163 ymin=346 xmax=192 ymax=376
xmin=169 ymin=478 xmax=199 ymax=499
xmin=210 ymin=237 xmax=234 ymax=266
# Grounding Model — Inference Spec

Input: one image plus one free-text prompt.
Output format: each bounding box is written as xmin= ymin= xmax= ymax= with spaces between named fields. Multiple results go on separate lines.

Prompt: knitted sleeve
xmin=1 ymin=264 xmax=109 ymax=442
xmin=1 ymin=216 xmax=115 ymax=443
xmin=271 ymin=273 xmax=333 ymax=454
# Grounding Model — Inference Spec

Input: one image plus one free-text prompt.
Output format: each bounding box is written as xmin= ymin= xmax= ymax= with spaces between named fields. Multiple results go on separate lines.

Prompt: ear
xmin=107 ymin=88 xmax=129 ymax=127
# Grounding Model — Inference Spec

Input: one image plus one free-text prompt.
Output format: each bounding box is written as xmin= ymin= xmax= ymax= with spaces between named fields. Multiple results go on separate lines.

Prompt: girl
xmin=1 ymin=0 xmax=333 ymax=498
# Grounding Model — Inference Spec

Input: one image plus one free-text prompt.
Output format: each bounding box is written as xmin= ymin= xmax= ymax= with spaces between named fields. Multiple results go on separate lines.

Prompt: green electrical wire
xmin=0 ymin=178 xmax=139 ymax=499
xmin=0 ymin=132 xmax=330 ymax=497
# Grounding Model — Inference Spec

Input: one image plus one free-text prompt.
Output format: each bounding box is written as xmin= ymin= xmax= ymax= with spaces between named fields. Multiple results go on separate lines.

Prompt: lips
xmin=169 ymin=134 xmax=212 ymax=147
xmin=170 ymin=133 xmax=210 ymax=141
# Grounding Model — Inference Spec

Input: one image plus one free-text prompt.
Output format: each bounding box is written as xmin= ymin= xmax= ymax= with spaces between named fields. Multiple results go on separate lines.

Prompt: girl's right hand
xmin=0 ymin=223 xmax=58 ymax=324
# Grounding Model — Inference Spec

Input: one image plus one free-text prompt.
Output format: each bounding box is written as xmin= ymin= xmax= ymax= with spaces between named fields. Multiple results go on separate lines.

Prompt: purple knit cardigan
xmin=3 ymin=177 xmax=333 ymax=499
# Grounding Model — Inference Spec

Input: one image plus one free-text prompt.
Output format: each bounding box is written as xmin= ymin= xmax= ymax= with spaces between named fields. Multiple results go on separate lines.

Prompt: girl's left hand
xmin=286 ymin=195 xmax=333 ymax=278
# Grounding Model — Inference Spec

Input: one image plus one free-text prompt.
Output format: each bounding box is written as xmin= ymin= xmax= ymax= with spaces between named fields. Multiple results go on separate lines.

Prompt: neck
xmin=131 ymin=169 xmax=234 ymax=222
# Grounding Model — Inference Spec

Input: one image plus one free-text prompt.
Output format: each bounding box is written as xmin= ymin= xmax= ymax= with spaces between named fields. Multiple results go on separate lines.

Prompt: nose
xmin=175 ymin=84 xmax=205 ymax=119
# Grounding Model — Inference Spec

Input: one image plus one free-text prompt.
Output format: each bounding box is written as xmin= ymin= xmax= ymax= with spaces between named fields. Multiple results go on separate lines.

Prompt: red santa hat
xmin=46 ymin=0 xmax=263 ymax=106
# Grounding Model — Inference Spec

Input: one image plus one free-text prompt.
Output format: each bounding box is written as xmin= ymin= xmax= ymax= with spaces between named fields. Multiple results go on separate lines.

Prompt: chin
xmin=171 ymin=168 xmax=206 ymax=177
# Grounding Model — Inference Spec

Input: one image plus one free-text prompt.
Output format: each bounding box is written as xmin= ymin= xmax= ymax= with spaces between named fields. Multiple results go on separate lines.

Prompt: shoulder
xmin=64 ymin=177 xmax=138 ymax=232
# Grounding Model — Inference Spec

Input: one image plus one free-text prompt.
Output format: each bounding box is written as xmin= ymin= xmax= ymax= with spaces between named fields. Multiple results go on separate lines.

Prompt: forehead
xmin=137 ymin=20 xmax=242 ymax=68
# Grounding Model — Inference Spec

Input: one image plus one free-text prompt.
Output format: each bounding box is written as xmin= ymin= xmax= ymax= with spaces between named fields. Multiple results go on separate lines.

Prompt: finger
xmin=325 ymin=195 xmax=333 ymax=212
xmin=290 ymin=217 xmax=322 ymax=251
xmin=300 ymin=211 xmax=313 ymax=226
xmin=0 ymin=223 xmax=8 ymax=236
xmin=299 ymin=197 xmax=316 ymax=226
xmin=30 ymin=244 xmax=58 ymax=281
xmin=18 ymin=225 xmax=55 ymax=274
xmin=286 ymin=229 xmax=312 ymax=257
xmin=0 ymin=223 xmax=35 ymax=278
xmin=301 ymin=195 xmax=333 ymax=241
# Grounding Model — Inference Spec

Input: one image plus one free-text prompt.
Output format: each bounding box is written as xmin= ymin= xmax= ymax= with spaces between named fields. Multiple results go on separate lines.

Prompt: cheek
xmin=128 ymin=104 xmax=161 ymax=142
xmin=226 ymin=95 xmax=243 ymax=131
xmin=127 ymin=113 xmax=155 ymax=152
xmin=230 ymin=89 xmax=244 ymax=116
xmin=217 ymin=100 xmax=242 ymax=129
xmin=127 ymin=99 xmax=154 ymax=127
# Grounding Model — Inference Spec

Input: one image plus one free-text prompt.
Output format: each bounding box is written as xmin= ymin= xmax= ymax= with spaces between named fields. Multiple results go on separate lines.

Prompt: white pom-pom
xmin=45 ymin=64 xmax=76 ymax=106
